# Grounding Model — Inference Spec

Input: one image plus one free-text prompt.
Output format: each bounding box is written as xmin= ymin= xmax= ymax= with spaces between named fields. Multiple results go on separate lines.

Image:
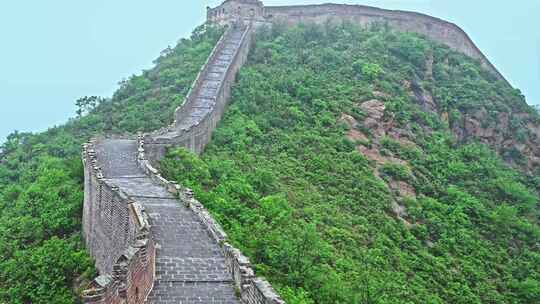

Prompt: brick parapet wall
xmin=82 ymin=141 xmax=156 ymax=304
xmin=81 ymin=235 xmax=155 ymax=304
xmin=137 ymin=136 xmax=285 ymax=304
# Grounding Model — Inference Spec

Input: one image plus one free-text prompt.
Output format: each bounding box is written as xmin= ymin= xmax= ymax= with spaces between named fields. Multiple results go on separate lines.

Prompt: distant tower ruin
xmin=207 ymin=0 xmax=264 ymax=25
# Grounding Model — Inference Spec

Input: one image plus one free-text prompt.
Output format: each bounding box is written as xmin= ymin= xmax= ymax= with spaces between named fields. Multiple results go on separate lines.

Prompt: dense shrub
xmin=162 ymin=23 xmax=539 ymax=304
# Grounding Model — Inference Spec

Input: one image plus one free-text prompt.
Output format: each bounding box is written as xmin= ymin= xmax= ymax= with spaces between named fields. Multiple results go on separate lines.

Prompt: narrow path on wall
xmin=95 ymin=139 xmax=240 ymax=304
xmin=89 ymin=24 xmax=251 ymax=303
xmin=155 ymin=28 xmax=245 ymax=140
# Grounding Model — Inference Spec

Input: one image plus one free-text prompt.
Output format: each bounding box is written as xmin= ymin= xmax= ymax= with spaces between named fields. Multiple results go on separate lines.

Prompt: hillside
xmin=160 ymin=23 xmax=540 ymax=304
xmin=0 ymin=21 xmax=538 ymax=304
xmin=0 ymin=25 xmax=222 ymax=303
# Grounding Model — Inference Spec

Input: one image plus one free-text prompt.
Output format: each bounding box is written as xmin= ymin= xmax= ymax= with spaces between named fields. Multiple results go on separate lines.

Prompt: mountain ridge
xmin=160 ymin=21 xmax=539 ymax=303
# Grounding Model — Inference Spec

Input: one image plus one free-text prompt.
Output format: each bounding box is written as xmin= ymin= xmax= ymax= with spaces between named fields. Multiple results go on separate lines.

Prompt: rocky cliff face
xmin=408 ymin=63 xmax=540 ymax=173
xmin=450 ymin=108 xmax=540 ymax=171
xmin=342 ymin=87 xmax=539 ymax=230
xmin=352 ymin=82 xmax=540 ymax=175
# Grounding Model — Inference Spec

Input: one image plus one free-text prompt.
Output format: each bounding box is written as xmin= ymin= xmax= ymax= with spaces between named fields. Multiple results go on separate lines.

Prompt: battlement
xmin=82 ymin=141 xmax=156 ymax=304
xmin=207 ymin=0 xmax=264 ymax=26
xmin=207 ymin=1 xmax=508 ymax=84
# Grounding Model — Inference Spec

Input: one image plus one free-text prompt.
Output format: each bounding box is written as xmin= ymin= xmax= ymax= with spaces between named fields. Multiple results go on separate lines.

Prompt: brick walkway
xmin=154 ymin=27 xmax=245 ymax=141
xmin=92 ymin=25 xmax=248 ymax=304
xmin=95 ymin=139 xmax=240 ymax=303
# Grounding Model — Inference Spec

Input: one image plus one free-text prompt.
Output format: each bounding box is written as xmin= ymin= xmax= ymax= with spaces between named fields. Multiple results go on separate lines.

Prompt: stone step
xmin=199 ymin=87 xmax=218 ymax=99
xmin=154 ymin=257 xmax=231 ymax=282
xmin=207 ymin=71 xmax=224 ymax=80
xmin=229 ymin=39 xmax=242 ymax=46
xmin=221 ymin=48 xmax=235 ymax=55
xmin=189 ymin=107 xmax=212 ymax=118
xmin=209 ymin=66 xmax=227 ymax=74
xmin=147 ymin=281 xmax=239 ymax=304
xmin=224 ymin=42 xmax=240 ymax=49
xmin=217 ymin=54 xmax=233 ymax=62
xmin=193 ymin=97 xmax=216 ymax=108
xmin=212 ymin=60 xmax=230 ymax=68
xmin=201 ymin=80 xmax=221 ymax=90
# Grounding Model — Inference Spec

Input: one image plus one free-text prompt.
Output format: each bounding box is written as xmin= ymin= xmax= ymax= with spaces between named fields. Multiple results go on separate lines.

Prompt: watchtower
xmin=207 ymin=0 xmax=264 ymax=25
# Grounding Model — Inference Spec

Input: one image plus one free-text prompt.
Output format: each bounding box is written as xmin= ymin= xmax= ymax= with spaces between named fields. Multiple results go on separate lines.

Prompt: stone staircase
xmin=83 ymin=23 xmax=284 ymax=304
xmin=143 ymin=25 xmax=251 ymax=161
xmin=156 ymin=29 xmax=244 ymax=138
xmin=94 ymin=139 xmax=240 ymax=304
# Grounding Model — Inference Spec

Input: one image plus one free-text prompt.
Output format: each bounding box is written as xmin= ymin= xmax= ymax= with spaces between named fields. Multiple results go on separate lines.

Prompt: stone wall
xmin=82 ymin=142 xmax=156 ymax=304
xmin=82 ymin=20 xmax=284 ymax=303
xmin=143 ymin=23 xmax=254 ymax=166
xmin=82 ymin=233 xmax=155 ymax=304
xmin=207 ymin=1 xmax=508 ymax=85
xmin=80 ymin=2 xmax=514 ymax=303
xmin=137 ymin=136 xmax=285 ymax=304
xmin=83 ymin=142 xmax=139 ymax=274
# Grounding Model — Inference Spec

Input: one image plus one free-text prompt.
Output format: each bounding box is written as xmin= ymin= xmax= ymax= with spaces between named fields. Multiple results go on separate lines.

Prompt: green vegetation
xmin=0 ymin=25 xmax=222 ymax=303
xmin=161 ymin=23 xmax=539 ymax=304
xmin=1 ymin=18 xmax=538 ymax=304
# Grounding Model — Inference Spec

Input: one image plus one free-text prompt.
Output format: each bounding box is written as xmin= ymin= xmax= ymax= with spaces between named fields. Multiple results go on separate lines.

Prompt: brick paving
xmin=155 ymin=28 xmax=245 ymax=140
xmin=92 ymin=26 xmax=247 ymax=304
xmin=95 ymin=138 xmax=240 ymax=303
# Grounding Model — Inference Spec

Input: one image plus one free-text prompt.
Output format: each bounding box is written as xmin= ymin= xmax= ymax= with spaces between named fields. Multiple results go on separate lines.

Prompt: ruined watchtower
xmin=207 ymin=0 xmax=264 ymax=25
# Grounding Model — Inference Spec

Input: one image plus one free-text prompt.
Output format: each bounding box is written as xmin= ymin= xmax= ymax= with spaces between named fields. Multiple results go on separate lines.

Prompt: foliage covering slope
xmin=0 ymin=25 xmax=222 ymax=303
xmin=161 ymin=23 xmax=540 ymax=304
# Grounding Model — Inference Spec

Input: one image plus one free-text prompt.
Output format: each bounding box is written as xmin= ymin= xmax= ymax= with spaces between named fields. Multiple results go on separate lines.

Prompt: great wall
xmin=81 ymin=1 xmax=508 ymax=303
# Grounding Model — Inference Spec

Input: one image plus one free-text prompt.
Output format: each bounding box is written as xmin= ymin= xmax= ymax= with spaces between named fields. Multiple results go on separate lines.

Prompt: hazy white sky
xmin=0 ymin=0 xmax=538 ymax=142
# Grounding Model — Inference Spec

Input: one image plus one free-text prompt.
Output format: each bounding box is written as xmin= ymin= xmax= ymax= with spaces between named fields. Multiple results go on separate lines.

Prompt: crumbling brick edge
xmin=81 ymin=141 xmax=156 ymax=304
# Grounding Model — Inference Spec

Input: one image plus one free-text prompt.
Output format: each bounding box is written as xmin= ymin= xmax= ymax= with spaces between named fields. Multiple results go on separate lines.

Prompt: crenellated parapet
xmin=82 ymin=141 xmax=156 ymax=304
xmin=81 ymin=230 xmax=155 ymax=304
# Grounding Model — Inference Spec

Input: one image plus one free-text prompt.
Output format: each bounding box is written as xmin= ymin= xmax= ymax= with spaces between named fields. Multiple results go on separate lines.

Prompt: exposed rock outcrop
xmin=450 ymin=109 xmax=540 ymax=171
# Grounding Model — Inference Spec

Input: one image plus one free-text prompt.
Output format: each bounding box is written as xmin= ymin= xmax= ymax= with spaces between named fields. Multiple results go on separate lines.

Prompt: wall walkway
xmin=83 ymin=21 xmax=284 ymax=304
xmin=91 ymin=139 xmax=240 ymax=303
